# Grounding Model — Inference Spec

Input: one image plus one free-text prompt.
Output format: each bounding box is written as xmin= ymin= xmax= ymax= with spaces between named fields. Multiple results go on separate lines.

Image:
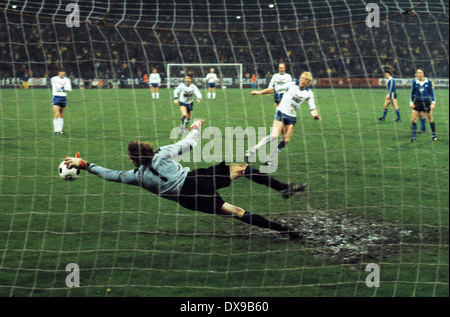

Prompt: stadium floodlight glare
xmin=269 ymin=4 xmax=275 ymax=8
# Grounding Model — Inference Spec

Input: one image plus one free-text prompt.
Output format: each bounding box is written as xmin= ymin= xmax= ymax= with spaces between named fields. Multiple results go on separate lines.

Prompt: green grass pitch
xmin=0 ymin=87 xmax=448 ymax=297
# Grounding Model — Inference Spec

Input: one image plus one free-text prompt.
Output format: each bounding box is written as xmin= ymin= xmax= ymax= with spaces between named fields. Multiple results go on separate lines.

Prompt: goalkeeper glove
xmin=65 ymin=152 xmax=87 ymax=169
xmin=189 ymin=119 xmax=205 ymax=131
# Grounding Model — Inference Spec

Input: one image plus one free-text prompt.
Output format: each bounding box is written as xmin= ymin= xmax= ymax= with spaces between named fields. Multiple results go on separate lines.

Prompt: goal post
xmin=166 ymin=63 xmax=243 ymax=89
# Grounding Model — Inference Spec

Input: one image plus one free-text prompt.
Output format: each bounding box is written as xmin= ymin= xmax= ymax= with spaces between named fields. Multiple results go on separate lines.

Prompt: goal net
xmin=0 ymin=0 xmax=448 ymax=299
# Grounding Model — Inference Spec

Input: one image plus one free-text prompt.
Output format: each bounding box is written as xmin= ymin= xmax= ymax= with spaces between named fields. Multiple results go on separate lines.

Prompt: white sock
xmin=213 ymin=92 xmax=216 ymax=99
xmin=156 ymin=93 xmax=159 ymax=99
xmin=58 ymin=118 xmax=64 ymax=132
xmin=249 ymin=135 xmax=276 ymax=153
xmin=208 ymin=92 xmax=211 ymax=99
xmin=152 ymin=93 xmax=155 ymax=99
xmin=53 ymin=118 xmax=58 ymax=132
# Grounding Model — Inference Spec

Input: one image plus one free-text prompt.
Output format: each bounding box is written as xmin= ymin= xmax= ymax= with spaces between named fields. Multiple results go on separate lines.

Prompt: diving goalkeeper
xmin=65 ymin=120 xmax=305 ymax=239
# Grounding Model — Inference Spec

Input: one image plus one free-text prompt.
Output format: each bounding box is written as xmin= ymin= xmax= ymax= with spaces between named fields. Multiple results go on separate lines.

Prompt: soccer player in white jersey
xmin=205 ymin=68 xmax=218 ymax=99
xmin=51 ymin=69 xmax=72 ymax=135
xmin=149 ymin=68 xmax=161 ymax=99
xmin=268 ymin=63 xmax=293 ymax=109
xmin=248 ymin=72 xmax=321 ymax=166
xmin=174 ymin=75 xmax=202 ymax=130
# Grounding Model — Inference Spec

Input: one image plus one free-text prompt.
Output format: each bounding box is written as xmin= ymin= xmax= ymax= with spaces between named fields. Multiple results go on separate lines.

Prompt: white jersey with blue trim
xmin=276 ymin=82 xmax=316 ymax=117
xmin=268 ymin=73 xmax=293 ymax=94
xmin=51 ymin=76 xmax=72 ymax=97
xmin=149 ymin=73 xmax=161 ymax=84
xmin=174 ymin=83 xmax=202 ymax=104
xmin=206 ymin=73 xmax=218 ymax=83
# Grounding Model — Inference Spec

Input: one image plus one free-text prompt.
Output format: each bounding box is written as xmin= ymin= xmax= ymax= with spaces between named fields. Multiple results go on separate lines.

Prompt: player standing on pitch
xmin=248 ymin=72 xmax=321 ymax=167
xmin=149 ymin=68 xmax=162 ymax=100
xmin=409 ymin=68 xmax=437 ymax=142
xmin=64 ymin=119 xmax=305 ymax=239
xmin=205 ymin=68 xmax=218 ymax=100
xmin=378 ymin=69 xmax=401 ymax=122
xmin=174 ymin=74 xmax=202 ymax=131
xmin=268 ymin=63 xmax=293 ymax=109
xmin=51 ymin=69 xmax=72 ymax=135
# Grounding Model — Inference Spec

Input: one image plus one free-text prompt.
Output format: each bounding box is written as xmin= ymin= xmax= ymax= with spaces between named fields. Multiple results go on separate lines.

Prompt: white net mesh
xmin=0 ymin=0 xmax=448 ymax=298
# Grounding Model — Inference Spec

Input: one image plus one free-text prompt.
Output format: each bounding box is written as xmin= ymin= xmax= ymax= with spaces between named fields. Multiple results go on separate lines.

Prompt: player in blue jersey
xmin=378 ymin=69 xmax=401 ymax=122
xmin=409 ymin=68 xmax=437 ymax=142
xmin=64 ymin=120 xmax=305 ymax=239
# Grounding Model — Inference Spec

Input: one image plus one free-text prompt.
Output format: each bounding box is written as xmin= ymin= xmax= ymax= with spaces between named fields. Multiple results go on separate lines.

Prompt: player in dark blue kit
xmin=409 ymin=68 xmax=437 ymax=142
xmin=378 ymin=69 xmax=401 ymax=122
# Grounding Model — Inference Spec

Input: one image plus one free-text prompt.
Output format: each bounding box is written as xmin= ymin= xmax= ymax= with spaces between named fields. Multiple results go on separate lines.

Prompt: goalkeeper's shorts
xmin=177 ymin=161 xmax=231 ymax=214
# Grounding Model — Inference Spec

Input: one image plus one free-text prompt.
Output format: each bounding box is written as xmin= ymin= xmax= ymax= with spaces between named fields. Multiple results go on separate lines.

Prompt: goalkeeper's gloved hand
xmin=189 ymin=119 xmax=205 ymax=131
xmin=64 ymin=152 xmax=87 ymax=169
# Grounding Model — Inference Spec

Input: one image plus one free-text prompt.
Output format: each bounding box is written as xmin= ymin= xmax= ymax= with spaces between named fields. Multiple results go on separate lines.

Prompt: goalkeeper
xmin=65 ymin=120 xmax=305 ymax=239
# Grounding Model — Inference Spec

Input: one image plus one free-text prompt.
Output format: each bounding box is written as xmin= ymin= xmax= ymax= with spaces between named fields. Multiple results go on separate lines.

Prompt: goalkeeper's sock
xmin=238 ymin=211 xmax=286 ymax=232
xmin=412 ymin=122 xmax=417 ymax=139
xmin=382 ymin=108 xmax=388 ymax=120
xmin=420 ymin=118 xmax=426 ymax=132
xmin=244 ymin=166 xmax=288 ymax=191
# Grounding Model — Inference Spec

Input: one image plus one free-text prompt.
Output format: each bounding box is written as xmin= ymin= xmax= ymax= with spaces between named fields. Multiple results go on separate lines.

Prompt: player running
xmin=378 ymin=69 xmax=401 ymax=122
xmin=248 ymin=72 xmax=321 ymax=167
xmin=268 ymin=63 xmax=293 ymax=109
xmin=149 ymin=68 xmax=161 ymax=99
xmin=64 ymin=120 xmax=305 ymax=239
xmin=205 ymin=68 xmax=219 ymax=100
xmin=174 ymin=75 xmax=202 ymax=131
xmin=410 ymin=68 xmax=437 ymax=142
xmin=51 ymin=69 xmax=72 ymax=135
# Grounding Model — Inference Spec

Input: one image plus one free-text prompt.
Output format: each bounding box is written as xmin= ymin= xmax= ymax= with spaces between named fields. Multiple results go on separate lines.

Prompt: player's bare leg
xmin=246 ymin=120 xmax=284 ymax=162
xmin=179 ymin=106 xmax=191 ymax=129
xmin=378 ymin=98 xmax=391 ymax=121
xmin=53 ymin=105 xmax=65 ymax=135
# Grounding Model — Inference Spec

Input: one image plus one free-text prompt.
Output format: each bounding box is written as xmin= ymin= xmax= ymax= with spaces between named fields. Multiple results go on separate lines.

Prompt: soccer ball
xmin=58 ymin=161 xmax=80 ymax=181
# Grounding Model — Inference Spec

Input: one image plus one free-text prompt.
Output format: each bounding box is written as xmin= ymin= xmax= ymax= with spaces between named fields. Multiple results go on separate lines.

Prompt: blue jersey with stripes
xmin=386 ymin=77 xmax=396 ymax=94
xmin=410 ymin=78 xmax=436 ymax=102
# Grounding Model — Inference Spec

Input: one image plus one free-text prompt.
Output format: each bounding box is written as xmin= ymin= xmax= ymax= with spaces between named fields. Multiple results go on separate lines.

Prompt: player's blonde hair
xmin=300 ymin=71 xmax=313 ymax=85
